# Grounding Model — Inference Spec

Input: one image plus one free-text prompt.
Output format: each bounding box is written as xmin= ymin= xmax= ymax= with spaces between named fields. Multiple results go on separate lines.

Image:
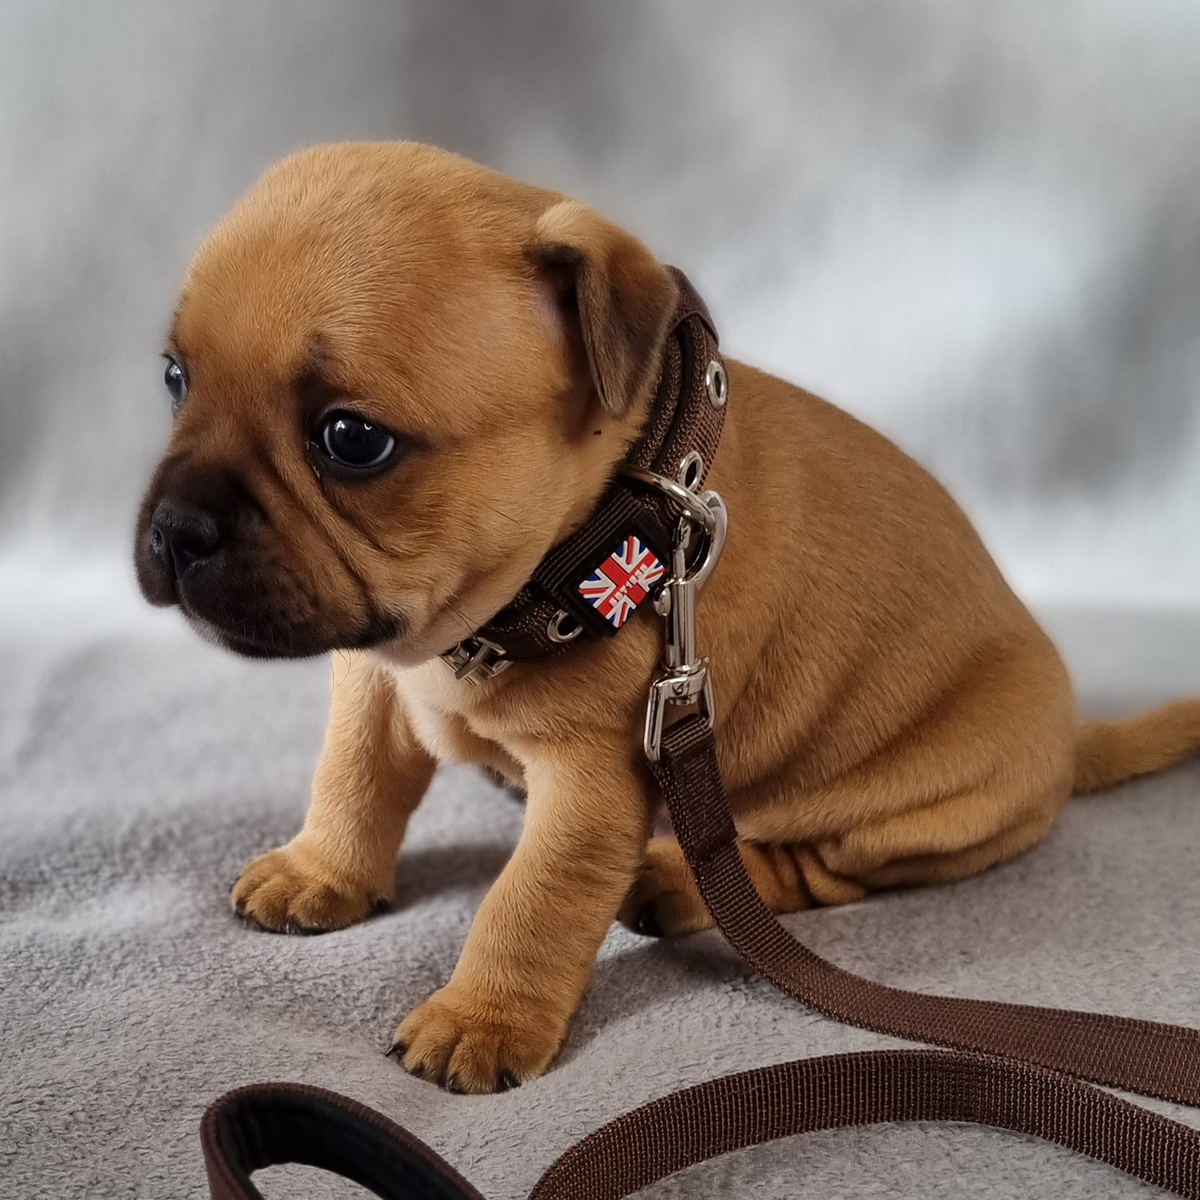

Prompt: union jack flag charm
xmin=577 ymin=535 xmax=666 ymax=630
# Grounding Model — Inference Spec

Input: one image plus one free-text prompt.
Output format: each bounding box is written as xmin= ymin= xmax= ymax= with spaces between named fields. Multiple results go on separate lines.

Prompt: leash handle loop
xmin=200 ymin=1083 xmax=486 ymax=1200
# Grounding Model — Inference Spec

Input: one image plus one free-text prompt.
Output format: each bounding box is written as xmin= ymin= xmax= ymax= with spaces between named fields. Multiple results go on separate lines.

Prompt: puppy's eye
xmin=163 ymin=355 xmax=188 ymax=412
xmin=319 ymin=411 xmax=397 ymax=469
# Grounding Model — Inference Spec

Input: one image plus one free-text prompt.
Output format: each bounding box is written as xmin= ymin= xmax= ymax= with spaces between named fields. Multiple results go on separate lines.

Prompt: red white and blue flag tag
xmin=577 ymin=535 xmax=666 ymax=629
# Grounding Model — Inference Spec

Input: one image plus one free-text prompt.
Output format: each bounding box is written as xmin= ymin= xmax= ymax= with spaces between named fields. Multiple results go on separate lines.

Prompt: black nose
xmin=149 ymin=500 xmax=222 ymax=577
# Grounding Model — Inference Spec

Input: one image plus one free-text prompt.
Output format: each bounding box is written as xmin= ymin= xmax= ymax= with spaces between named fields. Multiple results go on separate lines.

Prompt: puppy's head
xmin=134 ymin=142 xmax=678 ymax=662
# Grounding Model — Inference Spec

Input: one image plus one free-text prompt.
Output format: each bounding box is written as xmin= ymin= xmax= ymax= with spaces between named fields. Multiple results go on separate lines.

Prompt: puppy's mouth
xmin=135 ymin=515 xmax=404 ymax=660
xmin=182 ymin=606 xmax=401 ymax=660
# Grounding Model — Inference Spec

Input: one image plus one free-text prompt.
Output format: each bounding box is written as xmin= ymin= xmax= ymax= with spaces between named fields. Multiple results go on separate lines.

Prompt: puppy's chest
xmin=387 ymin=660 xmax=520 ymax=774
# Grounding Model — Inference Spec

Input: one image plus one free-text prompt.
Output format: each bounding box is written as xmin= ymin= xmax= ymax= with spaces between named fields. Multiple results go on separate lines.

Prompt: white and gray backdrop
xmin=3 ymin=1 xmax=1200 ymax=617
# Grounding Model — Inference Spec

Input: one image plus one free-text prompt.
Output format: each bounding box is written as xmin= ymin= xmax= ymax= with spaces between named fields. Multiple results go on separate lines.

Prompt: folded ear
xmin=531 ymin=200 xmax=678 ymax=418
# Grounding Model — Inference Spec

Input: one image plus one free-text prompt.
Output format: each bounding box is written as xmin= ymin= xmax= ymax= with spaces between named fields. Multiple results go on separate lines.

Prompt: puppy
xmin=135 ymin=141 xmax=1200 ymax=1094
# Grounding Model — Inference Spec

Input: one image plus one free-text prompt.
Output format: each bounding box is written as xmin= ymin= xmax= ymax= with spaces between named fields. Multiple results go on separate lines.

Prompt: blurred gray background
xmin=5 ymin=5 xmax=1200 ymax=1200
xmin=2 ymin=0 xmax=1199 ymax=621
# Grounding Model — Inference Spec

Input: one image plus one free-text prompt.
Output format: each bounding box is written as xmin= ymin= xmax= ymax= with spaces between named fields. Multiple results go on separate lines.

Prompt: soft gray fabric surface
xmin=3 ymin=607 xmax=1199 ymax=1199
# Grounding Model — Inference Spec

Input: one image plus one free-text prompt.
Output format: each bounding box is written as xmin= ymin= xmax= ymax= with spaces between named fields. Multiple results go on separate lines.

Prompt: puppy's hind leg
xmin=618 ymin=836 xmax=867 ymax=938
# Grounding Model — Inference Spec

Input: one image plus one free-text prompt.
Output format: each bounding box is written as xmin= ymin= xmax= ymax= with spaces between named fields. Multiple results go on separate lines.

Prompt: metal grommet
xmin=705 ymin=360 xmax=728 ymax=408
xmin=677 ymin=450 xmax=704 ymax=491
xmin=547 ymin=610 xmax=584 ymax=644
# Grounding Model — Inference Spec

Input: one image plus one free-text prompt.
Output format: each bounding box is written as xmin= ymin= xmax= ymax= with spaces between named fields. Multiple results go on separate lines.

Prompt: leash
xmin=200 ymin=277 xmax=1200 ymax=1198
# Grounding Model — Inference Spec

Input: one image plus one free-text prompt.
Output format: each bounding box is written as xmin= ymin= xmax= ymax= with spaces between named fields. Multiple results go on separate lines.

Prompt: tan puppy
xmin=134 ymin=141 xmax=1200 ymax=1094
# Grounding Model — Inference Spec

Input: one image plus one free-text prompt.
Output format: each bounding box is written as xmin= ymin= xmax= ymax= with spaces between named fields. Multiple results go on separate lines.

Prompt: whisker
xmin=479 ymin=502 xmax=521 ymax=530
xmin=445 ymin=597 xmax=476 ymax=637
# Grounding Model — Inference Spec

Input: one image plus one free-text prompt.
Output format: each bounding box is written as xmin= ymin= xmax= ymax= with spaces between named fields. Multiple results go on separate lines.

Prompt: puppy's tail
xmin=1074 ymin=699 xmax=1200 ymax=794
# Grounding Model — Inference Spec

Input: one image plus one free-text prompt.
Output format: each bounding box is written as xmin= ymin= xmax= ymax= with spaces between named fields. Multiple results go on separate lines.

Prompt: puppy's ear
xmin=531 ymin=200 xmax=678 ymax=418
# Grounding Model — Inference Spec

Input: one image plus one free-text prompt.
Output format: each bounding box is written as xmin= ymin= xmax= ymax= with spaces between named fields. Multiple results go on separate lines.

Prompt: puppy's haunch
xmin=135 ymin=141 xmax=1200 ymax=1094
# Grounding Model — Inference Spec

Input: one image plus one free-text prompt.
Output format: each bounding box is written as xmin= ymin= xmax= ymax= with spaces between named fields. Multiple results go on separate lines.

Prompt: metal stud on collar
xmin=547 ymin=610 xmax=584 ymax=644
xmin=677 ymin=450 xmax=704 ymax=491
xmin=705 ymin=360 xmax=728 ymax=408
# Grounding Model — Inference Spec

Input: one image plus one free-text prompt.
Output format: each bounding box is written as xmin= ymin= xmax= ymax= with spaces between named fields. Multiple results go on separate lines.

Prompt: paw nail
xmin=445 ymin=1074 xmax=464 ymax=1094
xmin=385 ymin=1041 xmax=407 ymax=1059
xmin=500 ymin=1070 xmax=520 ymax=1092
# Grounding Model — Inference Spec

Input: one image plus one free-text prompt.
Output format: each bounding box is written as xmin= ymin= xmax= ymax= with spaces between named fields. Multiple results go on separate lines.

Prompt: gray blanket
xmin=4 ymin=606 xmax=1199 ymax=1199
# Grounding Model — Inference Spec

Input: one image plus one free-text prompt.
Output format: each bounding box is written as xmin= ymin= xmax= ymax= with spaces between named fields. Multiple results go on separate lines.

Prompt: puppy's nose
xmin=149 ymin=500 xmax=222 ymax=577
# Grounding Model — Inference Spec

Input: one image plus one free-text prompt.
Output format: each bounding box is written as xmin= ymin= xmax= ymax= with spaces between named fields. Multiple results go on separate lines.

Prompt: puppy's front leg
xmin=393 ymin=736 xmax=649 ymax=1092
xmin=232 ymin=653 xmax=435 ymax=933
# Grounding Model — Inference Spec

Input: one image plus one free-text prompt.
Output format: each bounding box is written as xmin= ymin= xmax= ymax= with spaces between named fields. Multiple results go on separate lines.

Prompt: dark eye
xmin=163 ymin=355 xmax=187 ymax=411
xmin=319 ymin=411 xmax=397 ymax=469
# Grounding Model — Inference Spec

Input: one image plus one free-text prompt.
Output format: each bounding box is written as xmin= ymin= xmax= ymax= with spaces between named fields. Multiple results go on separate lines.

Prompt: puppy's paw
xmin=231 ymin=840 xmax=388 ymax=934
xmin=617 ymin=836 xmax=714 ymax=938
xmin=390 ymin=984 xmax=565 ymax=1093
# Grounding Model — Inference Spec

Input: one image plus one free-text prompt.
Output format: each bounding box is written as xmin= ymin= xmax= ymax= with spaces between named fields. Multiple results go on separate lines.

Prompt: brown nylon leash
xmin=199 ymin=718 xmax=1200 ymax=1199
xmin=528 ymin=1050 xmax=1200 ymax=1199
xmin=203 ymin=1050 xmax=1200 ymax=1200
xmin=652 ymin=715 xmax=1200 ymax=1106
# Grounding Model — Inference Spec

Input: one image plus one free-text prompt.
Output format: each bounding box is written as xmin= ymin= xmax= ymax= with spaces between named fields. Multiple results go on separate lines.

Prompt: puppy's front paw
xmin=617 ymin=836 xmax=714 ymax=938
xmin=390 ymin=984 xmax=565 ymax=1093
xmin=231 ymin=840 xmax=388 ymax=934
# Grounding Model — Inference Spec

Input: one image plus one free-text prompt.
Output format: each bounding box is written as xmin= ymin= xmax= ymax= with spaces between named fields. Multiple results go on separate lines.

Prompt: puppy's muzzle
xmin=135 ymin=461 xmax=296 ymax=655
xmin=135 ymin=460 xmax=399 ymax=659
xmin=135 ymin=462 xmax=248 ymax=608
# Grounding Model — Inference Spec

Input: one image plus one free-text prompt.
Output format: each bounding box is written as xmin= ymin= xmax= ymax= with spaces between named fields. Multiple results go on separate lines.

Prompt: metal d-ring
xmin=688 ymin=491 xmax=727 ymax=592
xmin=619 ymin=465 xmax=718 ymax=533
xmin=547 ymin=609 xmax=584 ymax=643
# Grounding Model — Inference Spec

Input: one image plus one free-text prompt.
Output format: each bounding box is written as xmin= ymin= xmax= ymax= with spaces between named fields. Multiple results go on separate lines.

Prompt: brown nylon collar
xmin=440 ymin=268 xmax=728 ymax=683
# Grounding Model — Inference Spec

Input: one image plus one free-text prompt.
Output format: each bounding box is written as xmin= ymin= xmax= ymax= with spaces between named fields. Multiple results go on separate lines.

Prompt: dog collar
xmin=441 ymin=269 xmax=728 ymax=683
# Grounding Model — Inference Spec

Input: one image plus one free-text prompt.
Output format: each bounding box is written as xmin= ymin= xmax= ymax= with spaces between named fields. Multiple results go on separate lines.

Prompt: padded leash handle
xmin=200 ymin=1083 xmax=485 ymax=1200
